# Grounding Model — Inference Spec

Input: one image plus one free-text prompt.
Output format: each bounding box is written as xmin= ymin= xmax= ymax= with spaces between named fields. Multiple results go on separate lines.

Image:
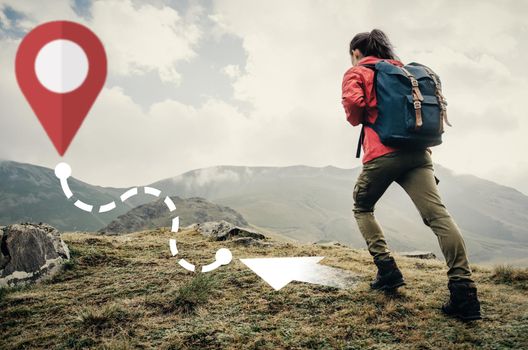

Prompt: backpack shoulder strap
xmin=355 ymin=121 xmax=374 ymax=158
xmin=354 ymin=62 xmax=378 ymax=159
xmin=356 ymin=124 xmax=365 ymax=158
xmin=359 ymin=63 xmax=376 ymax=70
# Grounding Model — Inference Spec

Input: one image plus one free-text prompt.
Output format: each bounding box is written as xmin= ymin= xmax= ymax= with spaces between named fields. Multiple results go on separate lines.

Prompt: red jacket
xmin=341 ymin=56 xmax=430 ymax=164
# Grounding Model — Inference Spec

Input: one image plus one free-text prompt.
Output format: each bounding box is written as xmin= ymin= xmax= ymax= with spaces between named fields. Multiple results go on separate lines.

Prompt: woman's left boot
xmin=370 ymin=256 xmax=406 ymax=291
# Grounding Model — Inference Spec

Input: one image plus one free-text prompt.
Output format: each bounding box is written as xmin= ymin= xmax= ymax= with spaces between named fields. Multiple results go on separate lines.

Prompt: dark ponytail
xmin=349 ymin=28 xmax=397 ymax=60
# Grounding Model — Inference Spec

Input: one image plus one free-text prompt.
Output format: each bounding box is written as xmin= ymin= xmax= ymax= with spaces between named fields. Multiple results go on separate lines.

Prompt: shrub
xmin=163 ymin=274 xmax=218 ymax=314
xmin=77 ymin=303 xmax=134 ymax=334
xmin=491 ymin=265 xmax=528 ymax=288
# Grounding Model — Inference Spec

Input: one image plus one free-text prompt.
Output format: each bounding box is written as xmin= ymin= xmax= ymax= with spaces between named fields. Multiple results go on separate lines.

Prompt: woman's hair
xmin=349 ymin=29 xmax=397 ymax=60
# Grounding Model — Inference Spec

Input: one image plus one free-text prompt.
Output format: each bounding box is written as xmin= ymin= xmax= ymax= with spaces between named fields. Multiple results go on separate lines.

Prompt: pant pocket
xmin=353 ymin=179 xmax=369 ymax=204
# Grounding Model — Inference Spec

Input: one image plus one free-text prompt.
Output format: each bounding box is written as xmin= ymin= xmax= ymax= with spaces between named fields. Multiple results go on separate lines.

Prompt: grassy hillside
xmin=0 ymin=228 xmax=527 ymax=349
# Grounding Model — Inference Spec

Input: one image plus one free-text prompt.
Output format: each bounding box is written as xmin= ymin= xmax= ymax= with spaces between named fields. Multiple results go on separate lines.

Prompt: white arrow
xmin=239 ymin=257 xmax=359 ymax=291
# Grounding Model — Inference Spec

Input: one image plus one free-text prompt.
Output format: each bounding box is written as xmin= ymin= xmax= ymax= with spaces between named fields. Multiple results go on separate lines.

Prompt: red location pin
xmin=15 ymin=21 xmax=107 ymax=156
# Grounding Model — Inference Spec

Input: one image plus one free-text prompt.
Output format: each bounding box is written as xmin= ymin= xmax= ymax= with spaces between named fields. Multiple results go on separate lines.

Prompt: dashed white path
xmin=54 ymin=162 xmax=232 ymax=273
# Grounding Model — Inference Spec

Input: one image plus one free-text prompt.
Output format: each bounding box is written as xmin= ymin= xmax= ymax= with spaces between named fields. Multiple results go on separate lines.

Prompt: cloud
xmin=1 ymin=0 xmax=528 ymax=197
xmin=193 ymin=167 xmax=240 ymax=187
xmin=222 ymin=64 xmax=241 ymax=79
xmin=0 ymin=0 xmax=78 ymax=31
xmin=0 ymin=0 xmax=202 ymax=83
xmin=210 ymin=0 xmax=528 ymax=194
xmin=89 ymin=0 xmax=203 ymax=84
xmin=0 ymin=6 xmax=10 ymax=29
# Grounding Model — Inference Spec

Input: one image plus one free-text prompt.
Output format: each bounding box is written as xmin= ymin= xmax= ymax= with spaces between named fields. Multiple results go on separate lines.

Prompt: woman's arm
xmin=341 ymin=67 xmax=366 ymax=126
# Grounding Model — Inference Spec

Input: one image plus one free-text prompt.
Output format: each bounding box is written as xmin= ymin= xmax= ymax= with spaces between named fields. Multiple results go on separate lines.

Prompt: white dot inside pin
xmin=35 ymin=39 xmax=89 ymax=94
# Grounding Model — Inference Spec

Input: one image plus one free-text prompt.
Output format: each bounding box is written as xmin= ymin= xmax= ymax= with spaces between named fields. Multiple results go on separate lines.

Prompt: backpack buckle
xmin=411 ymin=79 xmax=419 ymax=87
xmin=413 ymin=101 xmax=422 ymax=109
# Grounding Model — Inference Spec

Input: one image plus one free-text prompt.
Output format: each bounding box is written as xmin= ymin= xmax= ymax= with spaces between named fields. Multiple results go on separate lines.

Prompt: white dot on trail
xmin=216 ymin=248 xmax=233 ymax=265
xmin=35 ymin=39 xmax=89 ymax=93
xmin=54 ymin=162 xmax=72 ymax=179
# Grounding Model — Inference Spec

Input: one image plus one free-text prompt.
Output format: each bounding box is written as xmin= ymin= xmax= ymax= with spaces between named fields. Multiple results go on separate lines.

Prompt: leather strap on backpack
xmin=400 ymin=67 xmax=424 ymax=130
xmin=422 ymin=66 xmax=451 ymax=132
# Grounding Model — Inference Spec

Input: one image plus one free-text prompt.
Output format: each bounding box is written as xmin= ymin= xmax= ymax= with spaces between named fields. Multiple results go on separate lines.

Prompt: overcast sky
xmin=1 ymin=0 xmax=527 ymax=195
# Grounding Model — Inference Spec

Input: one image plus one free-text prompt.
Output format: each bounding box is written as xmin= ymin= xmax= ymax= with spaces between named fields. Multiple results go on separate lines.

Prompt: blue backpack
xmin=356 ymin=60 xmax=451 ymax=158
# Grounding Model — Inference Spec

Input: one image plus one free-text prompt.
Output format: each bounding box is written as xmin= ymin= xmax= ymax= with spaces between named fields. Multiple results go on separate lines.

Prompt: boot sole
xmin=459 ymin=315 xmax=482 ymax=322
xmin=372 ymin=280 xmax=406 ymax=291
xmin=451 ymin=313 xmax=482 ymax=322
xmin=441 ymin=308 xmax=482 ymax=322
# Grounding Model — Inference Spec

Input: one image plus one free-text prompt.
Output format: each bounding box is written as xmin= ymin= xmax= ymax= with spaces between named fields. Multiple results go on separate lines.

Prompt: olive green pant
xmin=353 ymin=149 xmax=473 ymax=282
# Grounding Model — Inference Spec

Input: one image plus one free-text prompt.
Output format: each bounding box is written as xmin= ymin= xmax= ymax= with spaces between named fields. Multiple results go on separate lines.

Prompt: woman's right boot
xmin=442 ymin=281 xmax=482 ymax=321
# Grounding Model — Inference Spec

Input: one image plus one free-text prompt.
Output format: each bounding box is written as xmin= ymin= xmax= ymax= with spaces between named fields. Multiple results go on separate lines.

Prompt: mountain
xmin=0 ymin=160 xmax=132 ymax=231
xmin=150 ymin=165 xmax=528 ymax=266
xmin=1 ymin=228 xmax=527 ymax=349
xmin=99 ymin=196 xmax=248 ymax=234
xmin=1 ymin=160 xmax=528 ymax=265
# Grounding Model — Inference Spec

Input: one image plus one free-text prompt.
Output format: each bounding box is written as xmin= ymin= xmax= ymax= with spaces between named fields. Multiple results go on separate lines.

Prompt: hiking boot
xmin=370 ymin=256 xmax=406 ymax=291
xmin=442 ymin=281 xmax=482 ymax=321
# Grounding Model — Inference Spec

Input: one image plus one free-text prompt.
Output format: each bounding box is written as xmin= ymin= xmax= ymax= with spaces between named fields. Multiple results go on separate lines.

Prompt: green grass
xmin=0 ymin=287 xmax=7 ymax=302
xmin=0 ymin=227 xmax=527 ymax=349
xmin=164 ymin=274 xmax=219 ymax=314
xmin=77 ymin=303 xmax=138 ymax=335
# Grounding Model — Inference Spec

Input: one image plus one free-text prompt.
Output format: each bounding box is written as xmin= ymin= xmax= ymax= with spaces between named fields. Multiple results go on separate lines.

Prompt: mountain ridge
xmin=1 ymin=160 xmax=527 ymax=265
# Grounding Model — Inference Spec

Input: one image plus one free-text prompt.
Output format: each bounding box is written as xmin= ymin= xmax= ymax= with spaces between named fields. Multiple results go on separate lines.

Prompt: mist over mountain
xmin=150 ymin=165 xmax=528 ymax=266
xmin=1 ymin=160 xmax=527 ymax=265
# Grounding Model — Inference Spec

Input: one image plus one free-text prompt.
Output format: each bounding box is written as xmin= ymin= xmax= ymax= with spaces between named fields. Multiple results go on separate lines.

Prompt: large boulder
xmin=191 ymin=220 xmax=266 ymax=241
xmin=0 ymin=223 xmax=70 ymax=287
xmin=99 ymin=196 xmax=249 ymax=235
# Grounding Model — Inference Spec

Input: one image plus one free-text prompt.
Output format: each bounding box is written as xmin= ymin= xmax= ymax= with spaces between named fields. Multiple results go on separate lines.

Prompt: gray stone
xmin=195 ymin=220 xmax=266 ymax=241
xmin=314 ymin=240 xmax=344 ymax=247
xmin=0 ymin=223 xmax=70 ymax=287
xmin=184 ymin=223 xmax=199 ymax=231
xmin=229 ymin=237 xmax=273 ymax=247
xmin=399 ymin=251 xmax=437 ymax=260
xmin=99 ymin=196 xmax=249 ymax=235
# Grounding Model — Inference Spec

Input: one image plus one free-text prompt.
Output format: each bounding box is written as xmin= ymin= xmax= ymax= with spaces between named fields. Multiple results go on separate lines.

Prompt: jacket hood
xmin=358 ymin=55 xmax=403 ymax=67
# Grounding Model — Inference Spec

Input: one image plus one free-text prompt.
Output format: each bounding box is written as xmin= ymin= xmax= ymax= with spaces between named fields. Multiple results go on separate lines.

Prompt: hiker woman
xmin=341 ymin=29 xmax=481 ymax=321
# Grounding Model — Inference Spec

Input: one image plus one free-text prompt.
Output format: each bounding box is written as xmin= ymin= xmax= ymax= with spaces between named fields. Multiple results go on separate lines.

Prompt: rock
xmin=229 ymin=237 xmax=273 ymax=247
xmin=314 ymin=240 xmax=344 ymax=247
xmin=195 ymin=220 xmax=266 ymax=241
xmin=0 ymin=223 xmax=70 ymax=287
xmin=399 ymin=251 xmax=437 ymax=260
xmin=184 ymin=223 xmax=199 ymax=231
xmin=99 ymin=196 xmax=249 ymax=235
